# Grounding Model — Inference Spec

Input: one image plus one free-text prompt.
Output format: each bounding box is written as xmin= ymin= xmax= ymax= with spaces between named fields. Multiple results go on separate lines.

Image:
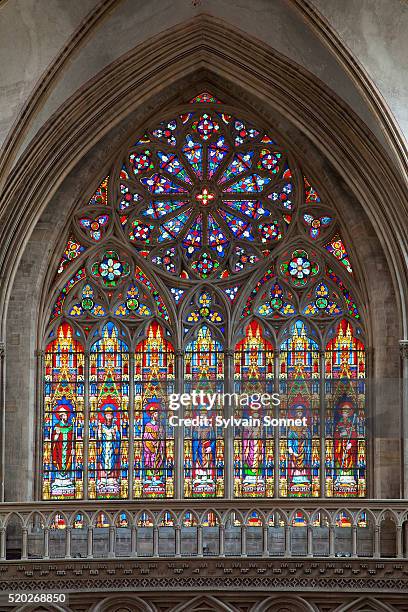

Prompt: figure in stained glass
xmin=234 ymin=321 xmax=274 ymax=497
xmin=142 ymin=401 xmax=166 ymax=484
xmin=184 ymin=326 xmax=224 ymax=497
xmin=43 ymin=323 xmax=84 ymax=500
xmin=97 ymin=401 xmax=121 ymax=488
xmin=134 ymin=322 xmax=174 ymax=498
xmin=287 ymin=403 xmax=312 ymax=490
xmin=51 ymin=399 xmax=74 ymax=494
xmin=333 ymin=398 xmax=358 ymax=495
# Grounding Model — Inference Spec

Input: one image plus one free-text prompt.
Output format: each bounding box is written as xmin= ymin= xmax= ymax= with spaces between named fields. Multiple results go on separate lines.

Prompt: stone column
xmin=65 ymin=527 xmax=72 ymax=559
xmin=21 ymin=527 xmax=28 ymax=560
xmin=307 ymin=525 xmax=313 ymax=557
xmin=284 ymin=524 xmax=291 ymax=557
xmin=108 ymin=525 xmax=115 ymax=558
xmin=197 ymin=524 xmax=203 ymax=557
xmin=131 ymin=525 xmax=137 ymax=557
xmin=404 ymin=523 xmax=408 ymax=558
xmin=329 ymin=524 xmax=335 ymax=558
xmin=175 ymin=525 xmax=181 ymax=557
xmin=374 ymin=524 xmax=380 ymax=559
xmin=0 ymin=342 xmax=5 ymax=502
xmin=400 ymin=341 xmax=408 ymax=497
xmin=0 ymin=527 xmax=5 ymax=560
xmin=153 ymin=526 xmax=159 ymax=557
xmin=397 ymin=525 xmax=403 ymax=559
xmin=352 ymin=525 xmax=357 ymax=558
xmin=87 ymin=526 xmax=94 ymax=558
xmin=241 ymin=524 xmax=247 ymax=557
xmin=34 ymin=349 xmax=44 ymax=500
xmin=219 ymin=524 xmax=225 ymax=557
xmin=43 ymin=528 xmax=49 ymax=559
xmin=262 ymin=525 xmax=268 ymax=557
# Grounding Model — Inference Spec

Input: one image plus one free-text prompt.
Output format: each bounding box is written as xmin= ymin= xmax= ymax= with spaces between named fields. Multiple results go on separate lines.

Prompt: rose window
xmin=117 ymin=101 xmax=294 ymax=280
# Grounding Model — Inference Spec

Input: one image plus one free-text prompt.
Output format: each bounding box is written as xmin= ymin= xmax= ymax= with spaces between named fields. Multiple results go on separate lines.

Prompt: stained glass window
xmin=279 ymin=320 xmax=320 ymax=497
xmin=89 ymin=322 xmax=129 ymax=499
xmin=324 ymin=234 xmax=353 ymax=274
xmin=119 ymin=108 xmax=294 ymax=281
xmin=234 ymin=321 xmax=274 ymax=497
xmin=134 ymin=322 xmax=175 ymax=498
xmin=325 ymin=319 xmax=366 ymax=497
xmin=184 ymin=326 xmax=224 ymax=497
xmin=42 ymin=92 xmax=367 ymax=500
xmin=57 ymin=237 xmax=85 ymax=274
xmin=43 ymin=323 xmax=84 ymax=500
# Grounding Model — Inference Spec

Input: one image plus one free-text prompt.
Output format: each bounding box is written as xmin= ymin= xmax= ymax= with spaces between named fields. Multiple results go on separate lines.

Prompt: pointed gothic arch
xmin=1 ymin=17 xmax=404 ymax=502
xmin=32 ymin=90 xmax=374 ymax=504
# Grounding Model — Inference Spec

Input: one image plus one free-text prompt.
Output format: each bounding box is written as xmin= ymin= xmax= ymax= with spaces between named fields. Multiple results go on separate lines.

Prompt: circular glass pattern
xmin=280 ymin=249 xmax=319 ymax=287
xmin=118 ymin=109 xmax=295 ymax=280
xmin=91 ymin=250 xmax=130 ymax=288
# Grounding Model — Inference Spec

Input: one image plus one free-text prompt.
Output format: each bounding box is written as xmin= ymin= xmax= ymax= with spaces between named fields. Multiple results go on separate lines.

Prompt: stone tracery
xmin=42 ymin=92 xmax=367 ymax=503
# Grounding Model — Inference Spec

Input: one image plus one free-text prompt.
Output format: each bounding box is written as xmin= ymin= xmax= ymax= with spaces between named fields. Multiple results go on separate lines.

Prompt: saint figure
xmin=287 ymin=404 xmax=311 ymax=486
xmin=52 ymin=398 xmax=74 ymax=478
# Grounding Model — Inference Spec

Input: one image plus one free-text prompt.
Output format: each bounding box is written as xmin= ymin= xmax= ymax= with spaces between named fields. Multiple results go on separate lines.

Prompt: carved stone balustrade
xmin=0 ymin=499 xmax=407 ymax=562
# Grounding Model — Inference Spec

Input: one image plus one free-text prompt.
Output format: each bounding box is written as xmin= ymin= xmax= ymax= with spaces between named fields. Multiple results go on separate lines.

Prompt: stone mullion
xmin=87 ymin=526 xmax=94 ymax=558
xmin=21 ymin=527 xmax=28 ymax=560
xmin=274 ymin=350 xmax=280 ymax=499
xmin=83 ymin=351 xmax=90 ymax=500
xmin=352 ymin=524 xmax=357 ymax=558
xmin=0 ymin=527 xmax=6 ymax=560
xmin=319 ymin=350 xmax=326 ymax=498
xmin=225 ymin=349 xmax=234 ymax=499
xmin=397 ymin=524 xmax=403 ymax=559
xmin=400 ymin=341 xmax=408 ymax=498
xmin=65 ymin=527 xmax=72 ymax=559
xmin=374 ymin=524 xmax=380 ymax=558
xmin=128 ymin=354 xmax=135 ymax=500
xmin=175 ymin=349 xmax=184 ymax=499
xmin=34 ymin=349 xmax=44 ymax=501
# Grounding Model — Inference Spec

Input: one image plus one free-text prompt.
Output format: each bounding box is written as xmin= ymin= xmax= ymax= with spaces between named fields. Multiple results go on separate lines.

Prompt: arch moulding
xmin=0 ymin=15 xmax=406 ymax=502
xmin=0 ymin=15 xmax=406 ymax=338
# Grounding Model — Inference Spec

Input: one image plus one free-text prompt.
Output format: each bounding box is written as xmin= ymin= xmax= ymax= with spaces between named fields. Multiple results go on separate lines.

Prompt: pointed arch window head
xmin=88 ymin=322 xmax=129 ymax=499
xmin=325 ymin=319 xmax=366 ymax=497
xmin=42 ymin=90 xmax=367 ymax=501
xmin=134 ymin=322 xmax=175 ymax=498
xmin=279 ymin=320 xmax=320 ymax=380
xmin=43 ymin=323 xmax=85 ymax=500
xmin=278 ymin=319 xmax=321 ymax=497
xmin=234 ymin=320 xmax=275 ymax=498
xmin=184 ymin=325 xmax=224 ymax=498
